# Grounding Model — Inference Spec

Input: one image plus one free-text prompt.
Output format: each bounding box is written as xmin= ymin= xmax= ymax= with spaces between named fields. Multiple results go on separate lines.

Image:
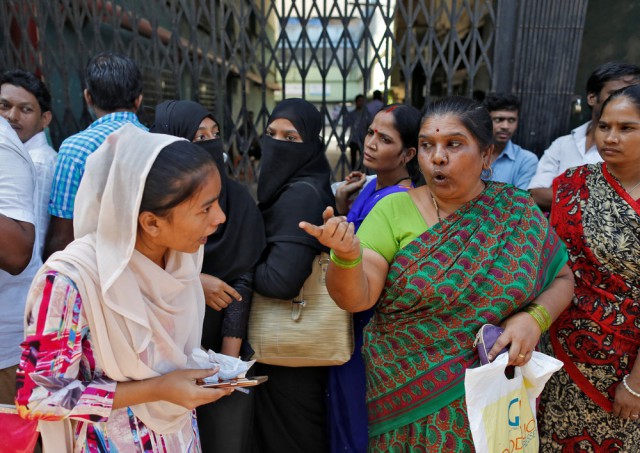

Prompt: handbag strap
xmin=290 ymin=253 xmax=330 ymax=321
xmin=285 ymin=180 xmax=329 ymax=322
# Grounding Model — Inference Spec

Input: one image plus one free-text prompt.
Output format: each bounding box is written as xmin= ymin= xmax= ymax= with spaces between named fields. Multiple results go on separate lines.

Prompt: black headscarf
xmin=150 ymin=100 xmax=212 ymax=140
xmin=257 ymin=98 xmax=334 ymax=249
xmin=150 ymin=100 xmax=266 ymax=281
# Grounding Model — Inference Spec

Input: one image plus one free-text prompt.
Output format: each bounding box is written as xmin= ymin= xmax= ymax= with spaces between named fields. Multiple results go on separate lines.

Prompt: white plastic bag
xmin=465 ymin=351 xmax=562 ymax=453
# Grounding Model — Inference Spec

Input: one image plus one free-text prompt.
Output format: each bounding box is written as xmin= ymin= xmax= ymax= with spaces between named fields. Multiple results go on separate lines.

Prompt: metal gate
xmin=0 ymin=1 xmax=586 ymax=181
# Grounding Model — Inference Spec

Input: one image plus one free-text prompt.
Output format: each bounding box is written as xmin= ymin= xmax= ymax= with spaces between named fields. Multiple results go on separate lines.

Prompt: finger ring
xmin=518 ymin=353 xmax=526 ymax=358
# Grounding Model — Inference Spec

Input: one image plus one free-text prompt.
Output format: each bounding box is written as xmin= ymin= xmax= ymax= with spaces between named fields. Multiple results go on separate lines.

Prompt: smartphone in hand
xmin=196 ymin=376 xmax=268 ymax=388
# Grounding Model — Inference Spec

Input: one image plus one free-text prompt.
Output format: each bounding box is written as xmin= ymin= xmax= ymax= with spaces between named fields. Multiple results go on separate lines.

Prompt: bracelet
xmin=330 ymin=247 xmax=362 ymax=269
xmin=623 ymin=375 xmax=640 ymax=398
xmin=523 ymin=303 xmax=552 ymax=333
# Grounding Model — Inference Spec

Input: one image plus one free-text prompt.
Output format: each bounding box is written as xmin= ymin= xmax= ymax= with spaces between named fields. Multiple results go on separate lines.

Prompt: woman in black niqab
xmin=151 ymin=99 xmax=266 ymax=453
xmin=253 ymin=98 xmax=335 ymax=453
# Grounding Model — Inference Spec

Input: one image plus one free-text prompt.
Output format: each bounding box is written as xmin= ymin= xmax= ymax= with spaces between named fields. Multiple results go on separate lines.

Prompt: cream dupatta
xmin=28 ymin=125 xmax=207 ymax=446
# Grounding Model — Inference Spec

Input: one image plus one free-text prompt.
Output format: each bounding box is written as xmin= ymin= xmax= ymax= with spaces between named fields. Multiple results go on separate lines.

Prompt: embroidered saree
xmin=362 ymin=182 xmax=567 ymax=451
xmin=538 ymin=164 xmax=640 ymax=451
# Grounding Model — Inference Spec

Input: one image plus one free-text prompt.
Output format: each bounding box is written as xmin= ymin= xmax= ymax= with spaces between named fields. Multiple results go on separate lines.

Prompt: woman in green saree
xmin=300 ymin=96 xmax=575 ymax=451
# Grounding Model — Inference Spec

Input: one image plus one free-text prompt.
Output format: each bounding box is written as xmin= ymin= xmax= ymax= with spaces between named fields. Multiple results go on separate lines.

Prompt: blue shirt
xmin=49 ymin=112 xmax=147 ymax=219
xmin=490 ymin=140 xmax=538 ymax=189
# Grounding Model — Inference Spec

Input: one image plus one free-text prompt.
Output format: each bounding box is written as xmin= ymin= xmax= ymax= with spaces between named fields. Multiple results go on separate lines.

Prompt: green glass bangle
xmin=330 ymin=248 xmax=362 ymax=269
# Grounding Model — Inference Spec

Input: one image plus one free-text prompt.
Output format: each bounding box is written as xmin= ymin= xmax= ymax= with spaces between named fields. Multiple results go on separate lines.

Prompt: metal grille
xmin=2 ymin=1 xmax=502 ymax=181
xmin=493 ymin=0 xmax=589 ymax=153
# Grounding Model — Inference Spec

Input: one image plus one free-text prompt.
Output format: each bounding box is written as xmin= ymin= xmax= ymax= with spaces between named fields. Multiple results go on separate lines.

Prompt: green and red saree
xmin=362 ymin=182 xmax=567 ymax=450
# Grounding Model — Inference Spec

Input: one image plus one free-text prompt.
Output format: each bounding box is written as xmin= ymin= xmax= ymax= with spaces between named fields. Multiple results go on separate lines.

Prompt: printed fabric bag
xmin=464 ymin=351 xmax=563 ymax=453
xmin=248 ymin=253 xmax=354 ymax=367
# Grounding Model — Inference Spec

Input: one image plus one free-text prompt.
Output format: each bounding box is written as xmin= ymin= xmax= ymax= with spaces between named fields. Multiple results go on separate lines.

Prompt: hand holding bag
xmin=248 ymin=253 xmax=354 ymax=367
xmin=464 ymin=351 xmax=563 ymax=453
xmin=474 ymin=324 xmax=508 ymax=365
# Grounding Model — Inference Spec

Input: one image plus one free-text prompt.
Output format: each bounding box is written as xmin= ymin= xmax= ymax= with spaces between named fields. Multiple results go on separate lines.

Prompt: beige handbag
xmin=248 ymin=252 xmax=354 ymax=367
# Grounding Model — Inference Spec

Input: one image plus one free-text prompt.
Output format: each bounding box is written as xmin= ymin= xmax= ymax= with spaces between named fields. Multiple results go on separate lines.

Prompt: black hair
xmin=586 ymin=62 xmax=640 ymax=97
xmin=0 ymin=69 xmax=51 ymax=112
xmin=483 ymin=92 xmax=520 ymax=113
xmin=372 ymin=90 xmax=383 ymax=100
xmin=599 ymin=84 xmax=640 ymax=121
xmin=140 ymin=141 xmax=218 ymax=217
xmin=85 ymin=52 xmax=143 ymax=111
xmin=377 ymin=103 xmax=421 ymax=183
xmin=421 ymin=96 xmax=494 ymax=152
xmin=354 ymin=94 xmax=365 ymax=102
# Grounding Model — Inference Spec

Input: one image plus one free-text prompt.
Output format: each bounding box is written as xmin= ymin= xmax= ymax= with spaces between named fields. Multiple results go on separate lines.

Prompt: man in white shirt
xmin=0 ymin=69 xmax=57 ymax=260
xmin=529 ymin=62 xmax=640 ymax=210
xmin=0 ymin=116 xmax=39 ymax=407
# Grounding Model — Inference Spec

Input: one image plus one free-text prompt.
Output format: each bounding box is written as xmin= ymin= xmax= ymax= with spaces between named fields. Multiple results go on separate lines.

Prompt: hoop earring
xmin=482 ymin=166 xmax=493 ymax=180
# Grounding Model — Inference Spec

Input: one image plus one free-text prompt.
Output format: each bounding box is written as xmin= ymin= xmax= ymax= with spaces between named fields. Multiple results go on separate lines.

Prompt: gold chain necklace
xmin=429 ymin=190 xmax=442 ymax=223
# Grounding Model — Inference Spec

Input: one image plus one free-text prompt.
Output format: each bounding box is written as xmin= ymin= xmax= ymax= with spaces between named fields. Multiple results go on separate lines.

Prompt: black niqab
xmin=257 ymin=98 xmax=334 ymax=249
xmin=150 ymin=100 xmax=266 ymax=281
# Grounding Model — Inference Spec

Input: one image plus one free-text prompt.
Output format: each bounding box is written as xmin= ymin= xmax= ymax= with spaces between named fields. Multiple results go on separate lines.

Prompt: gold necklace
xmin=429 ymin=190 xmax=442 ymax=223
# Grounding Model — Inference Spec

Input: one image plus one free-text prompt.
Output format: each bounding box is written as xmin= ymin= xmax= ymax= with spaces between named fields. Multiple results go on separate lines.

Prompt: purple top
xmin=347 ymin=176 xmax=412 ymax=231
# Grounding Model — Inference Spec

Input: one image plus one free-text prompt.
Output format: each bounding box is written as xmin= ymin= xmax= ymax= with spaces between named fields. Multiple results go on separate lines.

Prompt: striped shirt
xmin=48 ymin=112 xmax=147 ymax=219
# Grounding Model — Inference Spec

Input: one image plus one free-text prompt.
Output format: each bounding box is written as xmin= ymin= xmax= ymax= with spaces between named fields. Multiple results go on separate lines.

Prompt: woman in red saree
xmin=539 ymin=84 xmax=640 ymax=451
xmin=301 ymin=96 xmax=574 ymax=451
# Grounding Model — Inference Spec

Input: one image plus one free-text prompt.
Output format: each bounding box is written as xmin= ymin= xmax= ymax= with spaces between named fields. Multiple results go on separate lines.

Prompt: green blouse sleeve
xmin=357 ymin=192 xmax=428 ymax=263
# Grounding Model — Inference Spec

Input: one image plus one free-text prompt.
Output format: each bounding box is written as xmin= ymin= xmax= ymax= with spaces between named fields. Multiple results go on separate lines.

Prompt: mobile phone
xmin=197 ymin=376 xmax=268 ymax=388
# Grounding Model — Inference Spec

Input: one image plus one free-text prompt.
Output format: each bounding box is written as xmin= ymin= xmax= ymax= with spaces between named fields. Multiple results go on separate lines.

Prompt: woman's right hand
xmin=335 ymin=172 xmax=367 ymax=215
xmin=299 ymin=207 xmax=361 ymax=261
xmin=152 ymin=368 xmax=233 ymax=410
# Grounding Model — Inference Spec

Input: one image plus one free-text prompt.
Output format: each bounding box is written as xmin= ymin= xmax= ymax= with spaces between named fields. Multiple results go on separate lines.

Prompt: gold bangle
xmin=523 ymin=303 xmax=552 ymax=332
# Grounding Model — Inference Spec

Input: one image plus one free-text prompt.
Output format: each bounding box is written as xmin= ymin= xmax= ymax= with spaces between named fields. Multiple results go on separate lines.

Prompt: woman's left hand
xmin=200 ymin=274 xmax=242 ymax=311
xmin=613 ymin=375 xmax=640 ymax=420
xmin=488 ymin=312 xmax=542 ymax=366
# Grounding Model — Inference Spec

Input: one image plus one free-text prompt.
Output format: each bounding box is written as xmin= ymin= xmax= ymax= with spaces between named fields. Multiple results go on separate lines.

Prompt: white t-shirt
xmin=24 ymin=131 xmax=57 ymax=262
xmin=0 ymin=117 xmax=41 ymax=368
xmin=528 ymin=121 xmax=603 ymax=189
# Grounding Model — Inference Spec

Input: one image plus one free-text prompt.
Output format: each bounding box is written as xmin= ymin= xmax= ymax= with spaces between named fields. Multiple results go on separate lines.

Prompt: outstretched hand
xmin=299 ymin=207 xmax=361 ymax=261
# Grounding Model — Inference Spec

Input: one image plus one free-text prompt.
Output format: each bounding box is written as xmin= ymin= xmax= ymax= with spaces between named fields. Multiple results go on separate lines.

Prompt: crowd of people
xmin=0 ymin=51 xmax=639 ymax=453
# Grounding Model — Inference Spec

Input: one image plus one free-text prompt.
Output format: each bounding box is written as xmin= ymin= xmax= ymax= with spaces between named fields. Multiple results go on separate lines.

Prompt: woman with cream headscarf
xmin=15 ymin=125 xmax=232 ymax=451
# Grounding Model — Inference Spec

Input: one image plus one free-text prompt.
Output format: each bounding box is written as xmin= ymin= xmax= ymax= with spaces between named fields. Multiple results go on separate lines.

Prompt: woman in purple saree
xmin=330 ymin=104 xmax=421 ymax=453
